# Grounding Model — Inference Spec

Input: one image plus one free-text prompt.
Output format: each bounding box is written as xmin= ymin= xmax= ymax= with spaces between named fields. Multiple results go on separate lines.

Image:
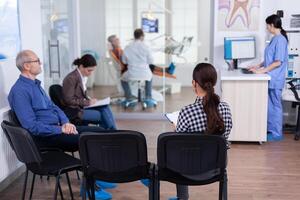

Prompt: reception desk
xmin=220 ymin=69 xmax=271 ymax=143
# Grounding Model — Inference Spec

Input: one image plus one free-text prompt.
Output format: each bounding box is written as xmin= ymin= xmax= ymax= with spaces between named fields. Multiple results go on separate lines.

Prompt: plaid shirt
xmin=176 ymin=96 xmax=232 ymax=141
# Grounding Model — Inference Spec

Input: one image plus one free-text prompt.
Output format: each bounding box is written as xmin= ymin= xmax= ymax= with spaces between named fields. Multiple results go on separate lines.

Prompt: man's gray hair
xmin=15 ymin=50 xmax=33 ymax=72
xmin=107 ymin=35 xmax=116 ymax=43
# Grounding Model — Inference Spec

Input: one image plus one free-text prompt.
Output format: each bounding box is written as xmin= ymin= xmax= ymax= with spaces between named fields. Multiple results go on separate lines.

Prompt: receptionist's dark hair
xmin=266 ymin=14 xmax=288 ymax=42
xmin=193 ymin=63 xmax=225 ymax=135
xmin=73 ymin=54 xmax=97 ymax=68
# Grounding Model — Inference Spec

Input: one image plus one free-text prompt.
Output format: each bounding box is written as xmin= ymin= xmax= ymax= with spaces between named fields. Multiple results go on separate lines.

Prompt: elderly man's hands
xmin=62 ymin=123 xmax=78 ymax=134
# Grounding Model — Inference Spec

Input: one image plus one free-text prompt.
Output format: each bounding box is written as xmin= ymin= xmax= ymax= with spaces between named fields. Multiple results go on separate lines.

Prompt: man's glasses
xmin=23 ymin=58 xmax=41 ymax=65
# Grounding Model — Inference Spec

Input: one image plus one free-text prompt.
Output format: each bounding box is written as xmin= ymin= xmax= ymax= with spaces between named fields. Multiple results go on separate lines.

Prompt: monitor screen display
xmin=142 ymin=18 xmax=159 ymax=33
xmin=224 ymin=36 xmax=256 ymax=60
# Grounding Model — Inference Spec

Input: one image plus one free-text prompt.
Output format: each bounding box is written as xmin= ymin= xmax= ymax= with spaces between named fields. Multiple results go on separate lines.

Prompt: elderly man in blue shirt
xmin=8 ymin=50 xmax=117 ymax=199
xmin=8 ymin=50 xmax=107 ymax=152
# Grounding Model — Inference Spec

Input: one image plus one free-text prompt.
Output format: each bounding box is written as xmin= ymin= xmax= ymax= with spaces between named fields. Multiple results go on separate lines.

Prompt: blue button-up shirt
xmin=8 ymin=75 xmax=69 ymax=136
xmin=264 ymin=34 xmax=288 ymax=89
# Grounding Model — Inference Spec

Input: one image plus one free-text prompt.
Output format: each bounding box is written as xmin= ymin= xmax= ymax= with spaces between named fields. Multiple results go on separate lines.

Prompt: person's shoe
xmin=94 ymin=189 xmax=112 ymax=200
xmin=143 ymin=98 xmax=157 ymax=108
xmin=267 ymin=133 xmax=283 ymax=142
xmin=121 ymin=98 xmax=137 ymax=108
xmin=167 ymin=62 xmax=176 ymax=75
xmin=168 ymin=197 xmax=179 ymax=200
xmin=95 ymin=180 xmax=117 ymax=189
xmin=80 ymin=187 xmax=112 ymax=200
xmin=140 ymin=179 xmax=150 ymax=187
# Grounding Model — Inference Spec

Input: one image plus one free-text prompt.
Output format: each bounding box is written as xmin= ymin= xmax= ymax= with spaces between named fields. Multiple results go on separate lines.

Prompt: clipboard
xmin=165 ymin=111 xmax=180 ymax=126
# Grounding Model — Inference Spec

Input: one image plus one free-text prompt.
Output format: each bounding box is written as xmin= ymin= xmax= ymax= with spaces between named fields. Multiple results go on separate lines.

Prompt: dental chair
xmin=282 ymin=78 xmax=300 ymax=140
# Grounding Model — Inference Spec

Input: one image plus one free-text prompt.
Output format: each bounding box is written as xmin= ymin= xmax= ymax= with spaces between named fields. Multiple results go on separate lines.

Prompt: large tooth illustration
xmin=225 ymin=0 xmax=252 ymax=28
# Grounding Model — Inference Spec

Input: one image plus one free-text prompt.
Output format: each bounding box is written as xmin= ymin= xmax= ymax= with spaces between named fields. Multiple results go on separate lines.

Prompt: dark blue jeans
xmin=121 ymin=80 xmax=152 ymax=100
xmin=32 ymin=125 xmax=105 ymax=152
xmin=82 ymin=105 xmax=116 ymax=130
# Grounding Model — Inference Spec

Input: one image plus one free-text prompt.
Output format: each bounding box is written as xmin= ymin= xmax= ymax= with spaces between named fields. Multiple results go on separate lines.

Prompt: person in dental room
xmin=121 ymin=29 xmax=157 ymax=107
xmin=62 ymin=54 xmax=117 ymax=130
xmin=248 ymin=14 xmax=288 ymax=141
xmin=107 ymin=34 xmax=176 ymax=76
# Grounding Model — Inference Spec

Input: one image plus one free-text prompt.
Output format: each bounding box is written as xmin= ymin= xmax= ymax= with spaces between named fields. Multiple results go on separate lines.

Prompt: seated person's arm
xmin=62 ymin=76 xmax=90 ymax=107
xmin=222 ymin=103 xmax=233 ymax=141
xmin=11 ymin=91 xmax=63 ymax=136
xmin=51 ymin=102 xmax=70 ymax=125
xmin=175 ymin=109 xmax=189 ymax=132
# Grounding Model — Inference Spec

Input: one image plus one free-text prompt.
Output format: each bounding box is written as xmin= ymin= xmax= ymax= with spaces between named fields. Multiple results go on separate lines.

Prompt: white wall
xmin=0 ymin=0 xmax=44 ymax=186
xmin=79 ymin=0 xmax=108 ymax=87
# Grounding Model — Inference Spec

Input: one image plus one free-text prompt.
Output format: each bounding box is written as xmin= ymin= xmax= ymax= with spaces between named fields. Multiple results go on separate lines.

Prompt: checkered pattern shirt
xmin=176 ymin=96 xmax=232 ymax=141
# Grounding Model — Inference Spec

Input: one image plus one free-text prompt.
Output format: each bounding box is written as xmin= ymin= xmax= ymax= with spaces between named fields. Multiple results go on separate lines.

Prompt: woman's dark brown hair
xmin=193 ymin=63 xmax=225 ymax=134
xmin=73 ymin=54 xmax=97 ymax=68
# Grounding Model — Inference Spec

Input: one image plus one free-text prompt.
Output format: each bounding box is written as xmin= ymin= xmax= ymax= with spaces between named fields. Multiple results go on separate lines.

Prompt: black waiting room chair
xmin=49 ymin=84 xmax=96 ymax=126
xmin=79 ymin=131 xmax=155 ymax=200
xmin=7 ymin=109 xmax=81 ymax=180
xmin=1 ymin=120 xmax=82 ymax=200
xmin=49 ymin=84 xmax=81 ymax=125
xmin=154 ymin=132 xmax=228 ymax=200
xmin=282 ymin=78 xmax=300 ymax=140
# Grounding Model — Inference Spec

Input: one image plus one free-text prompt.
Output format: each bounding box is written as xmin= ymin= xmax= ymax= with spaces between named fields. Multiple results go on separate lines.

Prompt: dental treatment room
xmin=0 ymin=0 xmax=300 ymax=200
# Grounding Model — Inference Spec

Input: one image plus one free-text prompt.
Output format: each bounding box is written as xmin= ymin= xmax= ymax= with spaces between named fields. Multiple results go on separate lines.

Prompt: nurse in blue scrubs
xmin=249 ymin=14 xmax=288 ymax=141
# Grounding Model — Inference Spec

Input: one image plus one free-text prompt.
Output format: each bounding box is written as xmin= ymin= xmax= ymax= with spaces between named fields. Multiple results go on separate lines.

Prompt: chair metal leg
xmin=65 ymin=173 xmax=74 ymax=200
xmin=91 ymin=178 xmax=96 ymax=200
xmin=219 ymin=179 xmax=224 ymax=200
xmin=21 ymin=170 xmax=28 ymax=200
xmin=223 ymin=173 xmax=228 ymax=200
xmin=82 ymin=176 xmax=87 ymax=200
xmin=295 ymin=106 xmax=300 ymax=140
xmin=149 ymin=178 xmax=154 ymax=200
xmin=54 ymin=176 xmax=60 ymax=200
xmin=29 ymin=173 xmax=36 ymax=200
xmin=85 ymin=178 xmax=93 ymax=200
xmin=153 ymin=165 xmax=160 ymax=200
xmin=58 ymin=177 xmax=64 ymax=200
xmin=155 ymin=180 xmax=160 ymax=200
xmin=71 ymin=152 xmax=80 ymax=180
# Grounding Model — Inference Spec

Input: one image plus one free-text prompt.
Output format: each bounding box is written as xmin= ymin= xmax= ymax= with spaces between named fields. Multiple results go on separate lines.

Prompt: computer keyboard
xmin=241 ymin=68 xmax=253 ymax=74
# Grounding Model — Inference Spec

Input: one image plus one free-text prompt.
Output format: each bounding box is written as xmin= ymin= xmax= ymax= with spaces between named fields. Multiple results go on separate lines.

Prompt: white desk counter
xmin=220 ymin=69 xmax=271 ymax=143
xmin=221 ymin=69 xmax=271 ymax=81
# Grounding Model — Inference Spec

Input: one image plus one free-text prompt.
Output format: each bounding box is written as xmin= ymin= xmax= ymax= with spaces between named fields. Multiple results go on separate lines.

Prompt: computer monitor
xmin=141 ymin=17 xmax=159 ymax=33
xmin=224 ymin=36 xmax=256 ymax=69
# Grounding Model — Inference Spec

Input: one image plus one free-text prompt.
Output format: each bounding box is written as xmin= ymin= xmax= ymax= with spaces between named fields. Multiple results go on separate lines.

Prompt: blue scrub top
xmin=264 ymin=34 xmax=288 ymax=89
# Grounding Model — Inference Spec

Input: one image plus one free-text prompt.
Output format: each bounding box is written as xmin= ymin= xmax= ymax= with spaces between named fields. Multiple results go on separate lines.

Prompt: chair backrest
xmin=1 ymin=121 xmax=42 ymax=164
xmin=8 ymin=109 xmax=21 ymax=127
xmin=79 ymin=131 xmax=149 ymax=181
xmin=49 ymin=84 xmax=65 ymax=109
xmin=157 ymin=132 xmax=227 ymax=176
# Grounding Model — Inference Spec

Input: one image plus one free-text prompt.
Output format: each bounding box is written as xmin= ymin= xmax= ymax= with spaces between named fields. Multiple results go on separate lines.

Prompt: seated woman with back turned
xmin=171 ymin=63 xmax=233 ymax=200
xmin=62 ymin=54 xmax=117 ymax=130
